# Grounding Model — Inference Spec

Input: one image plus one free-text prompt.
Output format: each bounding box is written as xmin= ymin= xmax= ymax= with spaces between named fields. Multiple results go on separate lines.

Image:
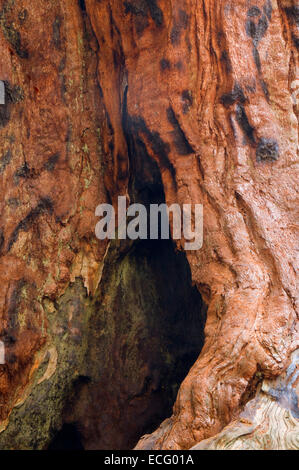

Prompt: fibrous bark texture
xmin=0 ymin=0 xmax=298 ymax=450
xmin=0 ymin=0 xmax=207 ymax=450
xmin=0 ymin=0 xmax=109 ymax=446
xmin=87 ymin=0 xmax=299 ymax=450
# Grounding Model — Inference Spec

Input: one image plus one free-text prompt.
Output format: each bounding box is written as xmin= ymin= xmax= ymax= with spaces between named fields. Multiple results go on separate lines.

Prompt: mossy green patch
xmin=0 ymin=238 xmax=206 ymax=450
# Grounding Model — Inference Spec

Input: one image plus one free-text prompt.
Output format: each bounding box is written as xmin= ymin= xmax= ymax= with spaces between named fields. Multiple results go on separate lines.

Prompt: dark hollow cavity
xmin=49 ymin=424 xmax=84 ymax=450
xmin=47 ymin=103 xmax=206 ymax=450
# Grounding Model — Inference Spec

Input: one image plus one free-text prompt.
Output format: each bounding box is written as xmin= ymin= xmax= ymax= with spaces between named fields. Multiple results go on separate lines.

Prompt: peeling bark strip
xmin=0 ymin=1 xmax=110 ymax=443
xmin=87 ymin=0 xmax=299 ymax=451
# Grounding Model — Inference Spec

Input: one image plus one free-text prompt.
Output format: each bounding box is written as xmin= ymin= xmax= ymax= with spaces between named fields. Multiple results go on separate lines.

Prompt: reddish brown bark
xmin=0 ymin=0 xmax=108 ymax=426
xmin=86 ymin=0 xmax=298 ymax=449
xmin=0 ymin=0 xmax=297 ymax=450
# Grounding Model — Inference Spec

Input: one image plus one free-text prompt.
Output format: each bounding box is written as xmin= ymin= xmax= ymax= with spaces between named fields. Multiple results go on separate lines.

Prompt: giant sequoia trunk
xmin=0 ymin=0 xmax=298 ymax=450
